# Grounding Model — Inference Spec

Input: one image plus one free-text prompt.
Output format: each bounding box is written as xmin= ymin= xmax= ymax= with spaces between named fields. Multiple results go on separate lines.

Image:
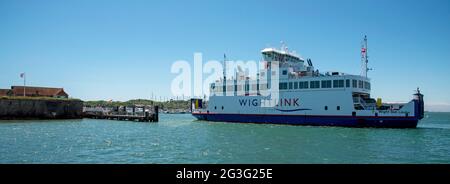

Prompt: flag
xmin=20 ymin=73 xmax=25 ymax=78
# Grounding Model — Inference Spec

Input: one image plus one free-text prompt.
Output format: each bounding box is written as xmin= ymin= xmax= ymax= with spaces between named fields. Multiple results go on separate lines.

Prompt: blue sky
xmin=1 ymin=0 xmax=449 ymax=111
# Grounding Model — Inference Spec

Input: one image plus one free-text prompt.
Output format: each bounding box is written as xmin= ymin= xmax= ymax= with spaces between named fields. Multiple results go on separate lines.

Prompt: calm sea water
xmin=1 ymin=112 xmax=449 ymax=164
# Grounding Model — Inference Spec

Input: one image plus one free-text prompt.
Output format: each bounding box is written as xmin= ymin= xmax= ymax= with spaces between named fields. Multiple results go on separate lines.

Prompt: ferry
xmin=191 ymin=36 xmax=424 ymax=128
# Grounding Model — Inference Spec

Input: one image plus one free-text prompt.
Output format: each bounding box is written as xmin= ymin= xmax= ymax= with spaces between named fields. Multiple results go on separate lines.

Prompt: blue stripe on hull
xmin=192 ymin=114 xmax=418 ymax=128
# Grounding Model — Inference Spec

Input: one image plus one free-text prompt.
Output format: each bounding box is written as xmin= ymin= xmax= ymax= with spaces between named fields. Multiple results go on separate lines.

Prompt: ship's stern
xmin=190 ymin=98 xmax=207 ymax=120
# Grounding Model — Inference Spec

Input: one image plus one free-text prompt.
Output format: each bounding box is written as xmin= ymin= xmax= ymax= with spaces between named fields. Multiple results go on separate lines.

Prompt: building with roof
xmin=0 ymin=86 xmax=69 ymax=98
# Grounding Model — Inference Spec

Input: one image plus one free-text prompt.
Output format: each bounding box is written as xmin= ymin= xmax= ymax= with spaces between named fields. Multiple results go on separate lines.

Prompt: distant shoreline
xmin=83 ymin=99 xmax=191 ymax=112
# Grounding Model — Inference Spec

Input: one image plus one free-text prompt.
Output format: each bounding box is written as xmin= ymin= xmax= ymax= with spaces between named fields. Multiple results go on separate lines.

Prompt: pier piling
xmin=83 ymin=105 xmax=159 ymax=122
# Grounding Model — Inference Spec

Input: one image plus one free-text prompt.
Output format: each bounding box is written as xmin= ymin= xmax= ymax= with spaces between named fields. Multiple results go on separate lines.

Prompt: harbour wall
xmin=0 ymin=98 xmax=83 ymax=120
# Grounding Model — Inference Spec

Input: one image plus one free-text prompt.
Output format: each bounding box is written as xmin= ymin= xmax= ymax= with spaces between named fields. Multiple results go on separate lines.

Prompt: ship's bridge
xmin=261 ymin=47 xmax=303 ymax=62
xmin=261 ymin=47 xmax=315 ymax=78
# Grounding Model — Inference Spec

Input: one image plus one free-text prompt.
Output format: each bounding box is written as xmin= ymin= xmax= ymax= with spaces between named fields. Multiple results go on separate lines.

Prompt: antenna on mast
xmin=361 ymin=35 xmax=371 ymax=77
xmin=223 ymin=53 xmax=227 ymax=96
xmin=223 ymin=54 xmax=227 ymax=80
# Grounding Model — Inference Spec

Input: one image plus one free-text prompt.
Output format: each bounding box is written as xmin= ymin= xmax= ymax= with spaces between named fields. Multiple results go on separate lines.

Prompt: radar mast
xmin=361 ymin=35 xmax=371 ymax=77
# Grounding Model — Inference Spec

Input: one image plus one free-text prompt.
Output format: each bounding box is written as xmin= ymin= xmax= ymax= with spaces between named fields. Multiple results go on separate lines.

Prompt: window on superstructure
xmin=299 ymin=81 xmax=309 ymax=89
xmin=310 ymin=81 xmax=320 ymax=89
xmin=333 ymin=80 xmax=344 ymax=88
xmin=321 ymin=80 xmax=331 ymax=88
xmin=364 ymin=82 xmax=370 ymax=90
xmin=279 ymin=82 xmax=287 ymax=90
xmin=352 ymin=80 xmax=357 ymax=88
xmin=288 ymin=82 xmax=293 ymax=89
xmin=358 ymin=80 xmax=364 ymax=88
xmin=294 ymin=82 xmax=298 ymax=89
xmin=282 ymin=70 xmax=287 ymax=75
xmin=346 ymin=79 xmax=350 ymax=88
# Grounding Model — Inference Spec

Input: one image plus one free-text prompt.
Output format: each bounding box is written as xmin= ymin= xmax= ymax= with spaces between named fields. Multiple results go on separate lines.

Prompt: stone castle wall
xmin=0 ymin=98 xmax=83 ymax=119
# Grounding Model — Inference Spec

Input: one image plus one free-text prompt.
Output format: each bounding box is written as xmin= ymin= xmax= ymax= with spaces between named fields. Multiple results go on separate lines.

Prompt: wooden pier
xmin=83 ymin=105 xmax=159 ymax=122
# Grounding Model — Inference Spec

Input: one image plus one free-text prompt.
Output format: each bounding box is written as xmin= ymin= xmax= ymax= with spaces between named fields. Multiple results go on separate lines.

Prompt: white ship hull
xmin=192 ymin=90 xmax=423 ymax=128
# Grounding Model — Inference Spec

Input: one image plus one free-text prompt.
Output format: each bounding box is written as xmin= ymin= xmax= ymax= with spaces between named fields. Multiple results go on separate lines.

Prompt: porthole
xmin=337 ymin=106 xmax=340 ymax=110
xmin=222 ymin=106 xmax=224 ymax=110
xmin=214 ymin=106 xmax=217 ymax=110
xmin=324 ymin=106 xmax=328 ymax=110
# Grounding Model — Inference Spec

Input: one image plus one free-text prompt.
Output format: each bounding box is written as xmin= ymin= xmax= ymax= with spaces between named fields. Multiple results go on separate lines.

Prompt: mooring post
xmin=154 ymin=105 xmax=159 ymax=122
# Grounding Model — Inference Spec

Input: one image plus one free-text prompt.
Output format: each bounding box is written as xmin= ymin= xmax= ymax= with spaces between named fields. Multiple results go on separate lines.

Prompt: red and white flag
xmin=20 ymin=73 xmax=25 ymax=78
